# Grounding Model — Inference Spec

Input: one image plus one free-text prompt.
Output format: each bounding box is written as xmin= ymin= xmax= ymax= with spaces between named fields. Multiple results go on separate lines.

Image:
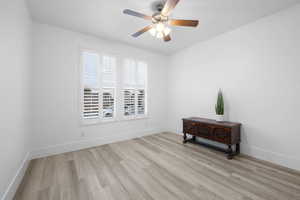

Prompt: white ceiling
xmin=27 ymin=0 xmax=300 ymax=55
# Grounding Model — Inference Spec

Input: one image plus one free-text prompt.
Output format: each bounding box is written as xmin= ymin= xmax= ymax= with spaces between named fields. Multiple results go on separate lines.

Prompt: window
xmin=81 ymin=51 xmax=116 ymax=121
xmin=81 ymin=51 xmax=147 ymax=123
xmin=82 ymin=52 xmax=100 ymax=119
xmin=123 ymin=59 xmax=147 ymax=118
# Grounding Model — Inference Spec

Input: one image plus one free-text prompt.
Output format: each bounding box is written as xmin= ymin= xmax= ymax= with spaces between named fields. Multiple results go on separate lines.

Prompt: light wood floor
xmin=15 ymin=133 xmax=300 ymax=200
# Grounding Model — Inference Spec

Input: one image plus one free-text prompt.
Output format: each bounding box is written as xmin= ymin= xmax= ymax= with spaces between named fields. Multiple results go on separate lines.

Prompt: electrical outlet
xmin=81 ymin=131 xmax=85 ymax=137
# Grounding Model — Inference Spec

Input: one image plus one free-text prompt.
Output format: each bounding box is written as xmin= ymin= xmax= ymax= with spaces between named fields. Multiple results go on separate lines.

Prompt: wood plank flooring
xmin=14 ymin=132 xmax=300 ymax=200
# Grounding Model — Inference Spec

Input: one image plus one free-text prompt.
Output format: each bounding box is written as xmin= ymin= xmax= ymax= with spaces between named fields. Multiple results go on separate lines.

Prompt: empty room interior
xmin=1 ymin=0 xmax=300 ymax=199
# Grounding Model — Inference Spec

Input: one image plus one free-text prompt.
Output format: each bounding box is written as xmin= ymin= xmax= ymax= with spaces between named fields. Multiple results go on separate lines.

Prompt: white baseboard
xmin=30 ymin=128 xmax=162 ymax=159
xmin=242 ymin=144 xmax=300 ymax=171
xmin=1 ymin=129 xmax=162 ymax=200
xmin=172 ymin=131 xmax=300 ymax=171
xmin=1 ymin=153 xmax=30 ymax=200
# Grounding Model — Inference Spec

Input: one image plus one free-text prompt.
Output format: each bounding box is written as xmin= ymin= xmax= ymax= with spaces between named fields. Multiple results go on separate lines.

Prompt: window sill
xmin=81 ymin=115 xmax=149 ymax=127
xmin=121 ymin=115 xmax=148 ymax=122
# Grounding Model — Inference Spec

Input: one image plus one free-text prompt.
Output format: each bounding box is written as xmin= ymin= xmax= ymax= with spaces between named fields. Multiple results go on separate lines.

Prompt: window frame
xmin=80 ymin=49 xmax=117 ymax=125
xmin=122 ymin=59 xmax=148 ymax=120
xmin=80 ymin=50 xmax=101 ymax=125
xmin=79 ymin=49 xmax=148 ymax=126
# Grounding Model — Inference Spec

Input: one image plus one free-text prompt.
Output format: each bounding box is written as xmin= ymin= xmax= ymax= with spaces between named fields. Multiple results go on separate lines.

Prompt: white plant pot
xmin=216 ymin=114 xmax=224 ymax=122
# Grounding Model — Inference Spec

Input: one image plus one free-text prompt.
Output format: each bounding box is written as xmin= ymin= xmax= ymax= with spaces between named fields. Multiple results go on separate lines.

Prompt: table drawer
xmin=212 ymin=127 xmax=231 ymax=144
xmin=196 ymin=123 xmax=212 ymax=139
xmin=183 ymin=120 xmax=234 ymax=144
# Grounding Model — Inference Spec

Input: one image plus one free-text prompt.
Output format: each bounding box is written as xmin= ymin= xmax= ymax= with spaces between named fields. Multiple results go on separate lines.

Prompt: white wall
xmin=1 ymin=4 xmax=299 ymax=199
xmin=167 ymin=4 xmax=300 ymax=170
xmin=31 ymin=23 xmax=168 ymax=157
xmin=0 ymin=0 xmax=32 ymax=199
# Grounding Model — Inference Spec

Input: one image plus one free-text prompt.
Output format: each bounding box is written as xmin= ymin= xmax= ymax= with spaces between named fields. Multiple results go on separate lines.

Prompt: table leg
xmin=236 ymin=143 xmax=240 ymax=154
xmin=227 ymin=145 xmax=233 ymax=159
xmin=192 ymin=136 xmax=196 ymax=141
xmin=183 ymin=133 xmax=187 ymax=143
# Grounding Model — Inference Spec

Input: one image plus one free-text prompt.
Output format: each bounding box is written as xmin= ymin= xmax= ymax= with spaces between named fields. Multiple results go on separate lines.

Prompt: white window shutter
xmin=83 ymin=52 xmax=100 ymax=89
xmin=82 ymin=52 xmax=100 ymax=119
xmin=122 ymin=59 xmax=147 ymax=118
xmin=102 ymin=88 xmax=115 ymax=118
xmin=124 ymin=89 xmax=136 ymax=116
xmin=102 ymin=55 xmax=116 ymax=88
xmin=83 ymin=88 xmax=100 ymax=119
xmin=102 ymin=55 xmax=116 ymax=119
xmin=123 ymin=59 xmax=136 ymax=87
xmin=137 ymin=61 xmax=147 ymax=87
xmin=137 ymin=89 xmax=145 ymax=115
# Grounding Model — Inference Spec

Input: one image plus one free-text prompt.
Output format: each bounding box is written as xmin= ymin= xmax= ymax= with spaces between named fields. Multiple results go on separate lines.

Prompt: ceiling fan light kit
xmin=123 ymin=0 xmax=199 ymax=42
xmin=150 ymin=23 xmax=171 ymax=38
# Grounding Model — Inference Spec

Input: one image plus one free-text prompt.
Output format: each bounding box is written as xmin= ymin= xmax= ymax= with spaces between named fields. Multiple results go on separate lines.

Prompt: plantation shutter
xmin=123 ymin=59 xmax=136 ymax=87
xmin=83 ymin=89 xmax=100 ymax=118
xmin=124 ymin=89 xmax=135 ymax=116
xmin=123 ymin=59 xmax=147 ymax=117
xmin=102 ymin=55 xmax=116 ymax=118
xmin=137 ymin=89 xmax=145 ymax=115
xmin=136 ymin=62 xmax=147 ymax=115
xmin=136 ymin=61 xmax=147 ymax=87
xmin=102 ymin=88 xmax=114 ymax=118
xmin=82 ymin=52 xmax=100 ymax=119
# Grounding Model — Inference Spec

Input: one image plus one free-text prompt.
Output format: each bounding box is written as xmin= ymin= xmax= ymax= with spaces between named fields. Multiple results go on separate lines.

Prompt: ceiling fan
xmin=123 ymin=0 xmax=199 ymax=42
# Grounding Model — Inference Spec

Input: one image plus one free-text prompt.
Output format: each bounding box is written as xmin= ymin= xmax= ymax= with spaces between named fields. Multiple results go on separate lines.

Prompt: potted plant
xmin=215 ymin=89 xmax=224 ymax=122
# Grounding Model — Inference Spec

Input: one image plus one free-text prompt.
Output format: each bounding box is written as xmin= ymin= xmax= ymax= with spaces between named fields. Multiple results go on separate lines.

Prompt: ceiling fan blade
xmin=132 ymin=25 xmax=153 ymax=37
xmin=164 ymin=34 xmax=171 ymax=42
xmin=123 ymin=9 xmax=152 ymax=20
xmin=161 ymin=0 xmax=180 ymax=16
xmin=169 ymin=19 xmax=199 ymax=27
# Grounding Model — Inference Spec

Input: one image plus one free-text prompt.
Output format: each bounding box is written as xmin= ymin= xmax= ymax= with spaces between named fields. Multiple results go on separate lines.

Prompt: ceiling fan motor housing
xmin=156 ymin=3 xmax=164 ymax=12
xmin=151 ymin=1 xmax=165 ymax=12
xmin=152 ymin=13 xmax=168 ymax=24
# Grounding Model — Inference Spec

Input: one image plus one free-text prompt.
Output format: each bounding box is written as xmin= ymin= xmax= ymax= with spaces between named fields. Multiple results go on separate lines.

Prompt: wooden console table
xmin=182 ymin=117 xmax=241 ymax=159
